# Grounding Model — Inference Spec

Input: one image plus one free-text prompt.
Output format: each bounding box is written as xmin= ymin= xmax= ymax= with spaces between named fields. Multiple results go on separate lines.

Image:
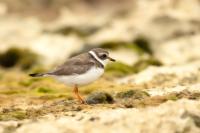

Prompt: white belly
xmin=54 ymin=67 xmax=104 ymax=86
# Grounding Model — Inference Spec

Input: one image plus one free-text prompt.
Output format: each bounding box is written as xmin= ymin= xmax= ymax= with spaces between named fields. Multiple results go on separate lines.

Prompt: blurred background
xmin=0 ymin=0 xmax=200 ymax=132
xmin=0 ymin=0 xmax=200 ymax=69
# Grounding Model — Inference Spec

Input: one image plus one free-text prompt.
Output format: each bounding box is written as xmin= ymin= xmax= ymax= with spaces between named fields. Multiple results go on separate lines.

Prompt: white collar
xmin=89 ymin=51 xmax=105 ymax=67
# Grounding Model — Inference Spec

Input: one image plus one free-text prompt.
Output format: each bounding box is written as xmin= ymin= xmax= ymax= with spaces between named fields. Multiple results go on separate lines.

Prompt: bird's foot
xmin=78 ymin=97 xmax=86 ymax=104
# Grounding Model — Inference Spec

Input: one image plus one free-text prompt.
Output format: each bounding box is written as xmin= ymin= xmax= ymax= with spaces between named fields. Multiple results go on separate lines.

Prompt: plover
xmin=30 ymin=48 xmax=115 ymax=103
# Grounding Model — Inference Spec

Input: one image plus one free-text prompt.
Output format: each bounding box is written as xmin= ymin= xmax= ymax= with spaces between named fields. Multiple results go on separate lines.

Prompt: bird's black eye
xmin=100 ymin=54 xmax=107 ymax=59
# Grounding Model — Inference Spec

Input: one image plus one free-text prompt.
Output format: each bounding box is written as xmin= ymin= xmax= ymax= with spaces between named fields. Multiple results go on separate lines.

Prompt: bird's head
xmin=89 ymin=48 xmax=116 ymax=66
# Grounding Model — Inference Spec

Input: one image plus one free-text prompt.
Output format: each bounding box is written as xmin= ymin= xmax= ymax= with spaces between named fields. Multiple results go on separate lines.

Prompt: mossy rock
xmin=105 ymin=62 xmax=135 ymax=77
xmin=105 ymin=58 xmax=162 ymax=77
xmin=0 ymin=90 xmax=27 ymax=95
xmin=19 ymin=78 xmax=41 ymax=87
xmin=0 ymin=47 xmax=39 ymax=70
xmin=132 ymin=58 xmax=162 ymax=73
xmin=29 ymin=65 xmax=48 ymax=74
xmin=86 ymin=92 xmax=114 ymax=104
xmin=116 ymin=90 xmax=150 ymax=100
xmin=0 ymin=48 xmax=21 ymax=68
xmin=0 ymin=109 xmax=27 ymax=121
xmin=166 ymin=94 xmax=179 ymax=101
xmin=133 ymin=36 xmax=152 ymax=54
xmin=167 ymin=90 xmax=200 ymax=100
xmin=39 ymin=94 xmax=72 ymax=100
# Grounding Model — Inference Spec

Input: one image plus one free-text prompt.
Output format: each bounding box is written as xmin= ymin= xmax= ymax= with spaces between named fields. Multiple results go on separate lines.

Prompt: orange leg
xmin=73 ymin=85 xmax=85 ymax=104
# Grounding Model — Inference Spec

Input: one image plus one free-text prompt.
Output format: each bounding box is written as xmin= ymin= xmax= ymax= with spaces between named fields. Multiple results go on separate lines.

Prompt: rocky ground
xmin=0 ymin=0 xmax=200 ymax=133
xmin=0 ymin=61 xmax=200 ymax=133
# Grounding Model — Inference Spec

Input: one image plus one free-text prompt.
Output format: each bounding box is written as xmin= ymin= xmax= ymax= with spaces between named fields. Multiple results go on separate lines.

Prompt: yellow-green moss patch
xmin=0 ymin=109 xmax=27 ymax=121
xmin=132 ymin=58 xmax=162 ymax=73
xmin=0 ymin=90 xmax=27 ymax=95
xmin=105 ymin=62 xmax=135 ymax=77
xmin=35 ymin=87 xmax=56 ymax=94
xmin=105 ymin=58 xmax=162 ymax=77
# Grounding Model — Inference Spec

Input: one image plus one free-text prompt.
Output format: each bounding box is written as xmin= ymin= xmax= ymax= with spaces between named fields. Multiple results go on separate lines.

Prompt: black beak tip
xmin=109 ymin=57 xmax=116 ymax=62
xmin=111 ymin=59 xmax=116 ymax=62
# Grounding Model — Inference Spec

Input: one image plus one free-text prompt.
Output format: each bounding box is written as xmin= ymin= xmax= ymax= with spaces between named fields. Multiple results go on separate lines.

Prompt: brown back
xmin=48 ymin=53 xmax=103 ymax=76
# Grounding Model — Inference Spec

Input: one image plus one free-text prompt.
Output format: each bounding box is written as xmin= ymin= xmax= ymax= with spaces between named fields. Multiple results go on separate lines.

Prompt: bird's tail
xmin=29 ymin=73 xmax=46 ymax=77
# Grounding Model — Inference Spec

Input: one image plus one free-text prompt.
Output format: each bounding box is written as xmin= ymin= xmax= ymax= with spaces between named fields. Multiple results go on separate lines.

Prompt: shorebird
xmin=30 ymin=48 xmax=115 ymax=104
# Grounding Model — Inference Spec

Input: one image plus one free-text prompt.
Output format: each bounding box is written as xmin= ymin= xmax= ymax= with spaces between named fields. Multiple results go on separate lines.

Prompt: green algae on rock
xmin=0 ymin=108 xmax=27 ymax=121
xmin=86 ymin=92 xmax=114 ymax=104
xmin=35 ymin=87 xmax=56 ymax=94
xmin=0 ymin=89 xmax=27 ymax=95
xmin=105 ymin=62 xmax=135 ymax=77
xmin=133 ymin=36 xmax=152 ymax=54
xmin=132 ymin=58 xmax=162 ymax=73
xmin=19 ymin=78 xmax=42 ymax=87
xmin=116 ymin=90 xmax=150 ymax=99
xmin=0 ymin=47 xmax=39 ymax=70
xmin=105 ymin=58 xmax=162 ymax=77
xmin=118 ymin=90 xmax=200 ymax=108
xmin=39 ymin=94 xmax=73 ymax=100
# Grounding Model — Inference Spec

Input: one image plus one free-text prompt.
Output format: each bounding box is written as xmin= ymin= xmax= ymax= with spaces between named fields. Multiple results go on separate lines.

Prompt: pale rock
xmin=0 ymin=3 xmax=7 ymax=16
xmin=15 ymin=100 xmax=200 ymax=133
xmin=0 ymin=17 xmax=83 ymax=65
xmin=153 ymin=35 xmax=200 ymax=65
xmin=119 ymin=60 xmax=200 ymax=85
xmin=29 ymin=34 xmax=83 ymax=65
xmin=147 ymin=83 xmax=200 ymax=96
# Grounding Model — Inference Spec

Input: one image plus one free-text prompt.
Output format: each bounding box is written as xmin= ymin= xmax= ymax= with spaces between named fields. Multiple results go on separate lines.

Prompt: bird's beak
xmin=108 ymin=56 xmax=116 ymax=62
